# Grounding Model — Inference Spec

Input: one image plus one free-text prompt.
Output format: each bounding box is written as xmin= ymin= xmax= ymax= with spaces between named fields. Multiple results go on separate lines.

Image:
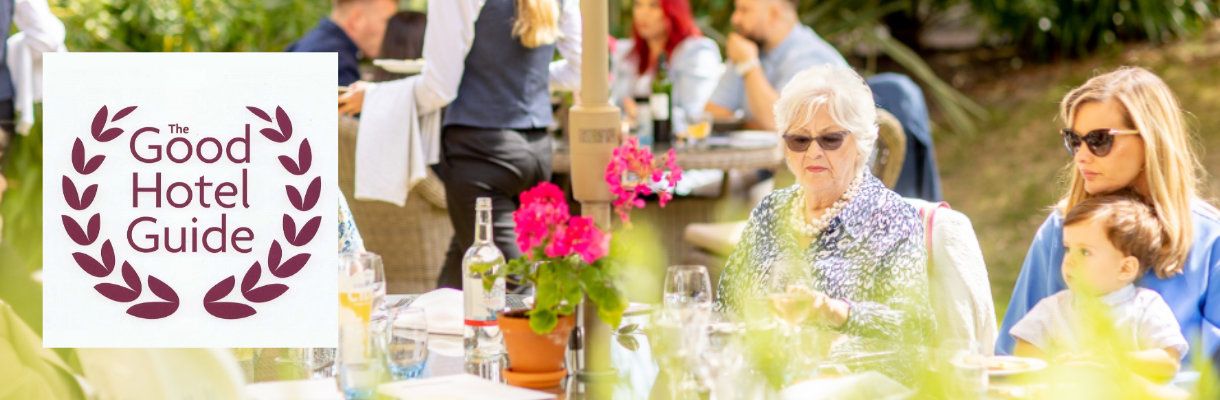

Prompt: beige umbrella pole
xmin=569 ymin=0 xmax=620 ymax=383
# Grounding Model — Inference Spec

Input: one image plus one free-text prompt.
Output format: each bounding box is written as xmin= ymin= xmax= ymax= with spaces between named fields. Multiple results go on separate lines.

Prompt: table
xmin=248 ymin=294 xmax=1148 ymax=399
xmin=550 ymin=141 xmax=783 ymax=174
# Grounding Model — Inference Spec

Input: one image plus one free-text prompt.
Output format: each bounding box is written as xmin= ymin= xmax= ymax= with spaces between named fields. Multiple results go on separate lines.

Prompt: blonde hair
xmin=514 ymin=0 xmax=561 ymax=49
xmin=1059 ymin=66 xmax=1204 ymax=277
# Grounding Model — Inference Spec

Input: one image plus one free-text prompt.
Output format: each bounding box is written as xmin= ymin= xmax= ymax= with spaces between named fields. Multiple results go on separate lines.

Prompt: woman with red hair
xmin=611 ymin=0 xmax=722 ymax=124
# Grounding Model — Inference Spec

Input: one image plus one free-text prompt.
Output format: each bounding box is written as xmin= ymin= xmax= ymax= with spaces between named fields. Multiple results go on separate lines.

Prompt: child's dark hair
xmin=1063 ymin=190 xmax=1165 ymax=275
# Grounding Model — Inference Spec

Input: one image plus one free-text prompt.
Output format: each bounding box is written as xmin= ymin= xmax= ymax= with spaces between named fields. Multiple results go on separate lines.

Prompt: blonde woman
xmin=339 ymin=0 xmax=580 ymax=289
xmin=998 ymin=67 xmax=1220 ymax=368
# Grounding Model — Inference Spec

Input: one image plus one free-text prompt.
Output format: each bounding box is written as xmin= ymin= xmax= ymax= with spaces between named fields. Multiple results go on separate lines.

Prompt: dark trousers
xmin=0 ymin=99 xmax=14 ymax=170
xmin=433 ymin=125 xmax=553 ymax=290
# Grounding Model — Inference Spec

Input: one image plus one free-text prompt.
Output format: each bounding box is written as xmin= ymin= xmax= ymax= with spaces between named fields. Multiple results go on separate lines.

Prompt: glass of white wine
xmin=686 ymin=111 xmax=712 ymax=150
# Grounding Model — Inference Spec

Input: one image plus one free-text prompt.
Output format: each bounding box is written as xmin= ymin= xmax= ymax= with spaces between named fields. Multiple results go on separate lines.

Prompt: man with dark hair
xmin=705 ymin=0 xmax=848 ymax=131
xmin=287 ymin=0 xmax=397 ymax=86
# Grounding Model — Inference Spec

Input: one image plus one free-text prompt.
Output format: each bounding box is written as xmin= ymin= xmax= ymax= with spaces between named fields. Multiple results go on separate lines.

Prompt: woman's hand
xmin=338 ymin=81 xmax=368 ymax=116
xmin=772 ymin=285 xmax=850 ymax=328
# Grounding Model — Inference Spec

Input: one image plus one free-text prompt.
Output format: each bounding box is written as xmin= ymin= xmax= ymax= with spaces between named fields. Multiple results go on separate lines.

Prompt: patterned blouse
xmin=716 ymin=174 xmax=934 ymax=380
xmin=338 ymin=194 xmax=365 ymax=254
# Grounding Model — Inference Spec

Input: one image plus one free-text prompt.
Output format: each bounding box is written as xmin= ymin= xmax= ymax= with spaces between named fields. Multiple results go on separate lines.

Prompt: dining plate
xmin=986 ymin=355 xmax=1047 ymax=377
xmin=373 ymin=58 xmax=425 ymax=74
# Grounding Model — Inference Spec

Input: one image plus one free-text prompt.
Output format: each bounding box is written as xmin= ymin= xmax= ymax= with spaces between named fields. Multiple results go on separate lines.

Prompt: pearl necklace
xmin=790 ymin=173 xmax=864 ymax=237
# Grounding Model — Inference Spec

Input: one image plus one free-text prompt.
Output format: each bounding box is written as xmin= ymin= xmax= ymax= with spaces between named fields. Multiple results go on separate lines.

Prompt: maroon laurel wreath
xmin=201 ymin=106 xmax=321 ymax=319
xmin=63 ymin=105 xmax=180 ymax=319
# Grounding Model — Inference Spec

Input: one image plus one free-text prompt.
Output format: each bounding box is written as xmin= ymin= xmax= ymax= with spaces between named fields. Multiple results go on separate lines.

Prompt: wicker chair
xmin=338 ymin=117 xmax=451 ymax=294
xmin=682 ymin=110 xmax=908 ymax=288
xmin=871 ymin=109 xmax=906 ymax=188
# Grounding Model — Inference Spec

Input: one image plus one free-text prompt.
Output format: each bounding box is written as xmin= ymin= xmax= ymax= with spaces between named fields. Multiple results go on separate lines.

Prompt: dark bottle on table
xmin=650 ymin=53 xmax=673 ymax=149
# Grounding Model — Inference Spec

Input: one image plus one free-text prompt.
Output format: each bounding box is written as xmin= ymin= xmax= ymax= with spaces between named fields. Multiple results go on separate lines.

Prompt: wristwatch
xmin=734 ymin=58 xmax=760 ymax=76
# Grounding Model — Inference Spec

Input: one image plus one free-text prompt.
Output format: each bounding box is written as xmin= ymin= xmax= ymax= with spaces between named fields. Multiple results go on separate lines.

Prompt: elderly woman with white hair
xmin=716 ymin=65 xmax=934 ymax=369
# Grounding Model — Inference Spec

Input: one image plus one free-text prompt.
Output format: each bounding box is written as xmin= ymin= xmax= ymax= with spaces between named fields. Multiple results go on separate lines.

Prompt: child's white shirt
xmin=1009 ymin=285 xmax=1188 ymax=358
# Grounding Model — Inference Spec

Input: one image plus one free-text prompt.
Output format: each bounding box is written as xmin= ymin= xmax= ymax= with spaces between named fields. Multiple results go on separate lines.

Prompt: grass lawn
xmin=935 ymin=24 xmax=1220 ymax=323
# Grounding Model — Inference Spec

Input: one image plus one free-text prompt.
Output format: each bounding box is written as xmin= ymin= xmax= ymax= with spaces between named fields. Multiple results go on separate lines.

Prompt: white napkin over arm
xmin=353 ymin=77 xmax=441 ymax=206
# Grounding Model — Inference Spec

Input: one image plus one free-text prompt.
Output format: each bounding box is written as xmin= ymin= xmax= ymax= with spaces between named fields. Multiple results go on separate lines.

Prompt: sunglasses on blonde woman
xmin=782 ymin=131 xmax=850 ymax=153
xmin=1060 ymin=128 xmax=1139 ymax=157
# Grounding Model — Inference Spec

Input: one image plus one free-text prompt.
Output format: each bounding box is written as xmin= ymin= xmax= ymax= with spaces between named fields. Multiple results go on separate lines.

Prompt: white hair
xmin=773 ymin=65 xmax=879 ymax=172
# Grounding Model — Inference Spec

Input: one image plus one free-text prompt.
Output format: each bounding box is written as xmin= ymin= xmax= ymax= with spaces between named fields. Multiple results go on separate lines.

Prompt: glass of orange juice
xmin=338 ymin=252 xmax=384 ymax=399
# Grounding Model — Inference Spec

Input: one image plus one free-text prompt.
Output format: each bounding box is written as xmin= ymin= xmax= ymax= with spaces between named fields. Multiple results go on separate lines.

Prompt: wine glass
xmin=659 ymin=265 xmax=713 ymax=399
xmin=663 ymin=265 xmax=712 ymax=308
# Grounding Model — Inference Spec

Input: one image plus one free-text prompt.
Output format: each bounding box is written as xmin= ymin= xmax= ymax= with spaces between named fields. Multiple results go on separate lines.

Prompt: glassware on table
xmin=305 ymin=348 xmax=337 ymax=378
xmin=338 ymin=252 xmax=386 ymax=400
xmin=768 ymin=289 xmax=813 ymax=326
xmin=461 ymin=197 xmax=507 ymax=381
xmin=657 ymin=265 xmax=714 ymax=399
xmin=663 ymin=265 xmax=712 ymax=308
xmin=685 ymin=111 xmax=712 ymax=150
xmin=383 ymin=306 xmax=429 ymax=380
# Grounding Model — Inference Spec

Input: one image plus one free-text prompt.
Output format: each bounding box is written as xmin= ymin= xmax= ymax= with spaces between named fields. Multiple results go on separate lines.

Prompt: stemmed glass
xmin=656 ymin=265 xmax=713 ymax=399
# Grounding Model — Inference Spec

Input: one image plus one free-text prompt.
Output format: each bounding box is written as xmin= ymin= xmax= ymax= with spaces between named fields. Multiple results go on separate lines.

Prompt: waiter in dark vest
xmin=339 ymin=0 xmax=582 ymax=289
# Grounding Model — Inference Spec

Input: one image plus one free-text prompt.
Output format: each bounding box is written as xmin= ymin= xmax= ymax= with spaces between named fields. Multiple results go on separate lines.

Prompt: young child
xmin=1010 ymin=191 xmax=1188 ymax=383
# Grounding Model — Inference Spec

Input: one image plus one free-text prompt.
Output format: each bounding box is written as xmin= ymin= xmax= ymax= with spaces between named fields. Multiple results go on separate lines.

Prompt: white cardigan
xmin=906 ymin=198 xmax=998 ymax=355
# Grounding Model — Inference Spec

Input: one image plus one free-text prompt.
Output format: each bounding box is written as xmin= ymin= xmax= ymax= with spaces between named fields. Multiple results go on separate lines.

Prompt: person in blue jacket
xmin=997 ymin=67 xmax=1220 ymax=372
xmin=287 ymin=0 xmax=397 ymax=86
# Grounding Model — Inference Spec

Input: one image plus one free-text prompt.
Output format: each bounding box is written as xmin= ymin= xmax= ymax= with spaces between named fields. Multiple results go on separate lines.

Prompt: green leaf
xmin=580 ymin=266 xmax=627 ymax=330
xmin=616 ymin=334 xmax=639 ymax=352
xmin=528 ymin=308 xmax=558 ymax=334
xmin=534 ymin=263 xmax=561 ymax=311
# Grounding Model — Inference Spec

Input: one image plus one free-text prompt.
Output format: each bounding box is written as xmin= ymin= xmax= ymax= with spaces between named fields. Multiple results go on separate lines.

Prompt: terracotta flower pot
xmin=498 ymin=309 xmax=575 ymax=388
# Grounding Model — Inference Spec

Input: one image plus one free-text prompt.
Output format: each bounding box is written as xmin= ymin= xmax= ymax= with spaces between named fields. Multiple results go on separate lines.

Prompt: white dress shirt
xmin=8 ymin=0 xmax=66 ymax=135
xmin=412 ymin=0 xmax=582 ymax=116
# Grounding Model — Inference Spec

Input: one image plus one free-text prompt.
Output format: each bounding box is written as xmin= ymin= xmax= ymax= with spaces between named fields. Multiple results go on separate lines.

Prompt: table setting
xmin=237 ymin=255 xmax=1070 ymax=400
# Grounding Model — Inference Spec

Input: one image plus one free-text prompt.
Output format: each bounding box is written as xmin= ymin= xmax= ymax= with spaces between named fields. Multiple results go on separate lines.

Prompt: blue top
xmin=286 ymin=18 xmax=361 ymax=86
xmin=707 ymin=25 xmax=848 ymax=120
xmin=866 ymin=73 xmax=942 ymax=202
xmin=997 ymin=200 xmax=1220 ymax=367
xmin=609 ymin=36 xmax=723 ymax=122
xmin=443 ymin=0 xmax=556 ymax=130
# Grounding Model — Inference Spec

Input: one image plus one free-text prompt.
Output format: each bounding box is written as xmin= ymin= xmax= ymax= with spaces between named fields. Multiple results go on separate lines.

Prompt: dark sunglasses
xmin=1060 ymin=128 xmax=1139 ymax=157
xmin=782 ymin=131 xmax=850 ymax=153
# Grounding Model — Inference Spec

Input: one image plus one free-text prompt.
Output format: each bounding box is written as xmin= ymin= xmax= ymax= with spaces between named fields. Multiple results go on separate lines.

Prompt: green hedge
xmin=53 ymin=0 xmax=329 ymax=52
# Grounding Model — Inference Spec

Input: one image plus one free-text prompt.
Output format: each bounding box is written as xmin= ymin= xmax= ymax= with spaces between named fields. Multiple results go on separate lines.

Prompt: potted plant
xmin=476 ymin=137 xmax=681 ymax=388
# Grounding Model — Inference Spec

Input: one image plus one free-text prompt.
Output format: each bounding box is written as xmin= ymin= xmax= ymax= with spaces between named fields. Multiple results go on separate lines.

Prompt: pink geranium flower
xmin=555 ymin=216 xmax=609 ymax=264
xmin=513 ymin=182 xmax=570 ymax=254
xmin=604 ymin=137 xmax=682 ymax=225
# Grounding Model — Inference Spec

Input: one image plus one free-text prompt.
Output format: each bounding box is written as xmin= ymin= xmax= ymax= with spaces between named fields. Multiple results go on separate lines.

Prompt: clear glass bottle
xmin=462 ymin=197 xmax=506 ymax=380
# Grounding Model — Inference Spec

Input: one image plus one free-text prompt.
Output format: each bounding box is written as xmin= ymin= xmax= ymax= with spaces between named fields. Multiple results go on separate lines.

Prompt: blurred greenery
xmin=51 ymin=0 xmax=329 ymax=52
xmin=1 ymin=106 xmax=43 ymax=332
xmin=971 ymin=0 xmax=1218 ymax=59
